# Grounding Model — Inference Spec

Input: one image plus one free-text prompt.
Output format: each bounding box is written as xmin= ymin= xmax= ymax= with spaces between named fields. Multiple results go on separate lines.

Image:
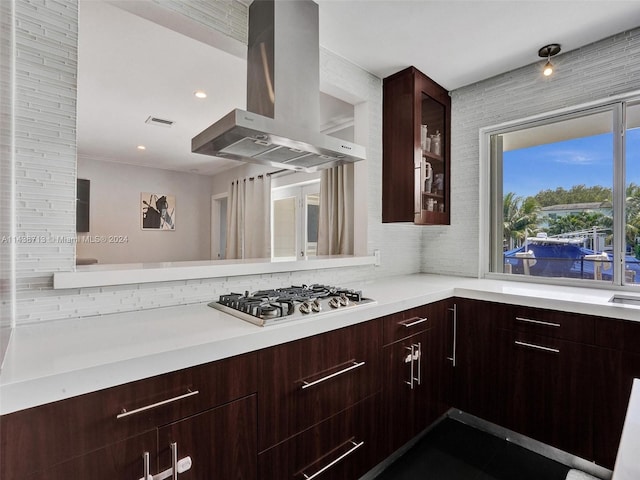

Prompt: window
xmin=488 ymin=100 xmax=640 ymax=287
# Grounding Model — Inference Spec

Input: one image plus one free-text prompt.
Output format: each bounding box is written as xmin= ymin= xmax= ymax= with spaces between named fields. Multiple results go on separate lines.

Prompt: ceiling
xmin=77 ymin=0 xmax=640 ymax=176
xmin=317 ymin=0 xmax=640 ymax=91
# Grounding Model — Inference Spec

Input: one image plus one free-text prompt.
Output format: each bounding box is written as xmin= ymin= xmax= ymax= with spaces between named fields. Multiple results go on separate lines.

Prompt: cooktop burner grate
xmin=209 ymin=284 xmax=374 ymax=326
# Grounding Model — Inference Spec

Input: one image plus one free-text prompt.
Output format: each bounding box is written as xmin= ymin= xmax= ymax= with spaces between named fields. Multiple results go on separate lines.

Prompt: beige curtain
xmin=226 ymin=174 xmax=271 ymax=259
xmin=318 ymin=165 xmax=354 ymax=255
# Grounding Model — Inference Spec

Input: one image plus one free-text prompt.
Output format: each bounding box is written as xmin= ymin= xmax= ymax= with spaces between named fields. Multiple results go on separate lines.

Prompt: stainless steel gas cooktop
xmin=208 ymin=284 xmax=376 ymax=326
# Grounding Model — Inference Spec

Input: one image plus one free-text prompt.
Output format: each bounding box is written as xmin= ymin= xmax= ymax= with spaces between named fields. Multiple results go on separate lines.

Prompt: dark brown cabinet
xmin=452 ymin=299 xmax=506 ymax=426
xmin=452 ymin=299 xmax=633 ymax=468
xmin=22 ymin=398 xmax=258 ymax=480
xmin=496 ymin=306 xmax=596 ymax=461
xmin=257 ymin=320 xmax=381 ymax=451
xmin=502 ymin=330 xmax=594 ymax=460
xmin=592 ymin=317 xmax=640 ymax=468
xmin=158 ymin=395 xmax=257 ymax=480
xmin=258 ymin=394 xmax=381 ymax=480
xmin=5 ymin=297 xmax=640 ymax=478
xmin=22 ymin=431 xmax=157 ymax=480
xmin=381 ymin=301 xmax=451 ymax=457
xmin=257 ymin=320 xmax=383 ymax=479
xmin=383 ymin=66 xmax=451 ymax=225
xmin=383 ymin=330 xmax=432 ymax=453
xmin=0 ymin=353 xmax=258 ymax=480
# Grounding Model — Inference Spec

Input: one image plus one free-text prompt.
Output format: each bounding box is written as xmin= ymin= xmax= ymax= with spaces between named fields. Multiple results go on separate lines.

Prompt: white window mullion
xmin=613 ymin=103 xmax=626 ymax=286
xmin=489 ymin=134 xmax=504 ymax=274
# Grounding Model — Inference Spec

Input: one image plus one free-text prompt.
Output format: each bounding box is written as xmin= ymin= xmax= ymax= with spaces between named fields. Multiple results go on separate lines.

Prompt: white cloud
xmin=547 ymin=150 xmax=600 ymax=165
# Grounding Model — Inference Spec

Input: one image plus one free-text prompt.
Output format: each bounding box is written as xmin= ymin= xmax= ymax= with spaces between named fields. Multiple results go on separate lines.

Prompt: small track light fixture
xmin=538 ymin=44 xmax=561 ymax=76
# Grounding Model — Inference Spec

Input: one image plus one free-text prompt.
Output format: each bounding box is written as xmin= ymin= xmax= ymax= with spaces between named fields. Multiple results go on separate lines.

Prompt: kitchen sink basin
xmin=609 ymin=294 xmax=640 ymax=306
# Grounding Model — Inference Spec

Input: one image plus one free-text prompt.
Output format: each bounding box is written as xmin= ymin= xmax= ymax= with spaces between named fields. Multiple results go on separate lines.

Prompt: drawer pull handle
xmin=300 ymin=361 xmax=366 ymax=390
xmin=300 ymin=440 xmax=364 ymax=480
xmin=117 ymin=389 xmax=199 ymax=419
xmin=514 ymin=340 xmax=560 ymax=354
xmin=515 ymin=317 xmax=561 ymax=328
xmin=400 ymin=317 xmax=428 ymax=328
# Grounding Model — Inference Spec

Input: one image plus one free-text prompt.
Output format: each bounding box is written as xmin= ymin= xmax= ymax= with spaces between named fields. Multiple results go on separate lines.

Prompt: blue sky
xmin=504 ymin=128 xmax=640 ymax=199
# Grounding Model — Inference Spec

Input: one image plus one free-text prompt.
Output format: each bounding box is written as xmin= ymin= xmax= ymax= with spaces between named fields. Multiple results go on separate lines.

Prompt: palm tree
xmin=626 ymin=182 xmax=640 ymax=256
xmin=503 ymin=193 xmax=540 ymax=250
xmin=547 ymin=211 xmax=610 ymax=237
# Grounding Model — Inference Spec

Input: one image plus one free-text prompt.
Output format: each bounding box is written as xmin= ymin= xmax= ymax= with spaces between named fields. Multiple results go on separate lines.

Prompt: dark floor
xmin=375 ymin=418 xmax=571 ymax=480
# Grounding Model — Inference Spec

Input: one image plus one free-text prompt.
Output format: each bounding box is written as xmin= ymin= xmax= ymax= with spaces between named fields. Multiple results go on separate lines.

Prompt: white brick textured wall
xmin=4 ymin=0 xmax=422 ymax=325
xmin=13 ymin=0 xmax=78 ymax=324
xmin=422 ymin=28 xmax=640 ymax=277
xmin=1 ymin=0 xmax=15 ymax=349
xmin=320 ymin=48 xmax=424 ymax=278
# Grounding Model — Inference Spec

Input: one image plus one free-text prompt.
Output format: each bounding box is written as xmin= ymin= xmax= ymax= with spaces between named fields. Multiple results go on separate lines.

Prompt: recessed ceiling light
xmin=137 ymin=145 xmax=146 ymax=150
xmin=538 ymin=44 xmax=561 ymax=77
xmin=194 ymin=90 xmax=207 ymax=99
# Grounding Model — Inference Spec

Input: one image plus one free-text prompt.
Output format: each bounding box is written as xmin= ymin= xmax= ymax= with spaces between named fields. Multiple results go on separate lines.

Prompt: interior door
xmin=271 ymin=182 xmax=320 ymax=259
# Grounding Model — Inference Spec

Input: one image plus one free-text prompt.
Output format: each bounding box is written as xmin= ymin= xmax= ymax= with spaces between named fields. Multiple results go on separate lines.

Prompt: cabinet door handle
xmin=514 ymin=340 xmax=560 ymax=354
xmin=404 ymin=343 xmax=422 ymax=389
xmin=447 ymin=304 xmax=457 ymax=367
xmin=414 ymin=342 xmax=422 ymax=386
xmin=405 ymin=345 xmax=415 ymax=389
xmin=399 ymin=317 xmax=428 ymax=328
xmin=140 ymin=443 xmax=193 ymax=480
xmin=142 ymin=452 xmax=151 ymax=480
xmin=117 ymin=389 xmax=199 ymax=419
xmin=515 ymin=316 xmax=561 ymax=328
xmin=300 ymin=361 xmax=366 ymax=390
xmin=299 ymin=440 xmax=364 ymax=480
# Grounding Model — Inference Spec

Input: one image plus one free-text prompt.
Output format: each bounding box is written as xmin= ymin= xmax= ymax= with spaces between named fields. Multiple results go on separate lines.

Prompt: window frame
xmin=479 ymin=91 xmax=640 ymax=291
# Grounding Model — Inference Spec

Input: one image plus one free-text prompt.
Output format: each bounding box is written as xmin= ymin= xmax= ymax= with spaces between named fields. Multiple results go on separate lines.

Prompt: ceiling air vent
xmin=145 ymin=116 xmax=175 ymax=128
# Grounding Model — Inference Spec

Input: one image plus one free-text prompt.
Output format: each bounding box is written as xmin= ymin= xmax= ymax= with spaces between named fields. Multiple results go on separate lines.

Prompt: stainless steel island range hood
xmin=191 ymin=0 xmax=366 ymax=173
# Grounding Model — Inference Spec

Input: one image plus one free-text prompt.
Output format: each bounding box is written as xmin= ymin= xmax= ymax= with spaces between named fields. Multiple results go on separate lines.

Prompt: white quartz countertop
xmin=2 ymin=274 xmax=640 ymax=415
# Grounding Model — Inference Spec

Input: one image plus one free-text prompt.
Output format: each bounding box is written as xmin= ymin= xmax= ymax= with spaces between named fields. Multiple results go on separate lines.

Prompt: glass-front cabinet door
xmin=416 ymin=92 xmax=448 ymax=224
xmin=383 ymin=66 xmax=450 ymax=225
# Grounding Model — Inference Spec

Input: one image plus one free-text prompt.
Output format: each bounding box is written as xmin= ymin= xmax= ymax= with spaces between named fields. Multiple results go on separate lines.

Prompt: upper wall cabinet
xmin=382 ymin=66 xmax=451 ymax=225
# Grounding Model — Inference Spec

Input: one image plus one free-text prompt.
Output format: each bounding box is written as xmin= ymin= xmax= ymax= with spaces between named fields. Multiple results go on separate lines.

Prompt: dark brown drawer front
xmin=0 ymin=352 xmax=257 ymax=479
xmin=258 ymin=395 xmax=381 ymax=480
xmin=257 ymin=321 xmax=381 ymax=450
xmin=503 ymin=330 xmax=594 ymax=461
xmin=505 ymin=306 xmax=595 ymax=344
xmin=18 ymin=431 xmax=157 ymax=480
xmin=158 ymin=395 xmax=257 ymax=480
xmin=382 ymin=305 xmax=431 ymax=345
xmin=594 ymin=317 xmax=640 ymax=353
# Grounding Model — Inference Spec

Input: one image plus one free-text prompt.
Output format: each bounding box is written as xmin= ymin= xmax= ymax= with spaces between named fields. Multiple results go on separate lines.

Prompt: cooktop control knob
xmin=311 ymin=299 xmax=321 ymax=312
xmin=328 ymin=297 xmax=341 ymax=309
xmin=299 ymin=301 xmax=312 ymax=314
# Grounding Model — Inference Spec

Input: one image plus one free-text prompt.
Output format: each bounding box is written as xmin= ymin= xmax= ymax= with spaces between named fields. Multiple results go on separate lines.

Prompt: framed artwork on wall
xmin=141 ymin=193 xmax=175 ymax=230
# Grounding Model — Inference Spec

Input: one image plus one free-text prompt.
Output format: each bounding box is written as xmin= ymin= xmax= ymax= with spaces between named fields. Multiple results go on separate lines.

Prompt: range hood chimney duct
xmin=191 ymin=0 xmax=366 ymax=172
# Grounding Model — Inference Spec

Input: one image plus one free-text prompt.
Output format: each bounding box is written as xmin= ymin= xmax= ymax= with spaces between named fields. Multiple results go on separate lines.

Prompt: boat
xmin=504 ymin=233 xmax=640 ymax=281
